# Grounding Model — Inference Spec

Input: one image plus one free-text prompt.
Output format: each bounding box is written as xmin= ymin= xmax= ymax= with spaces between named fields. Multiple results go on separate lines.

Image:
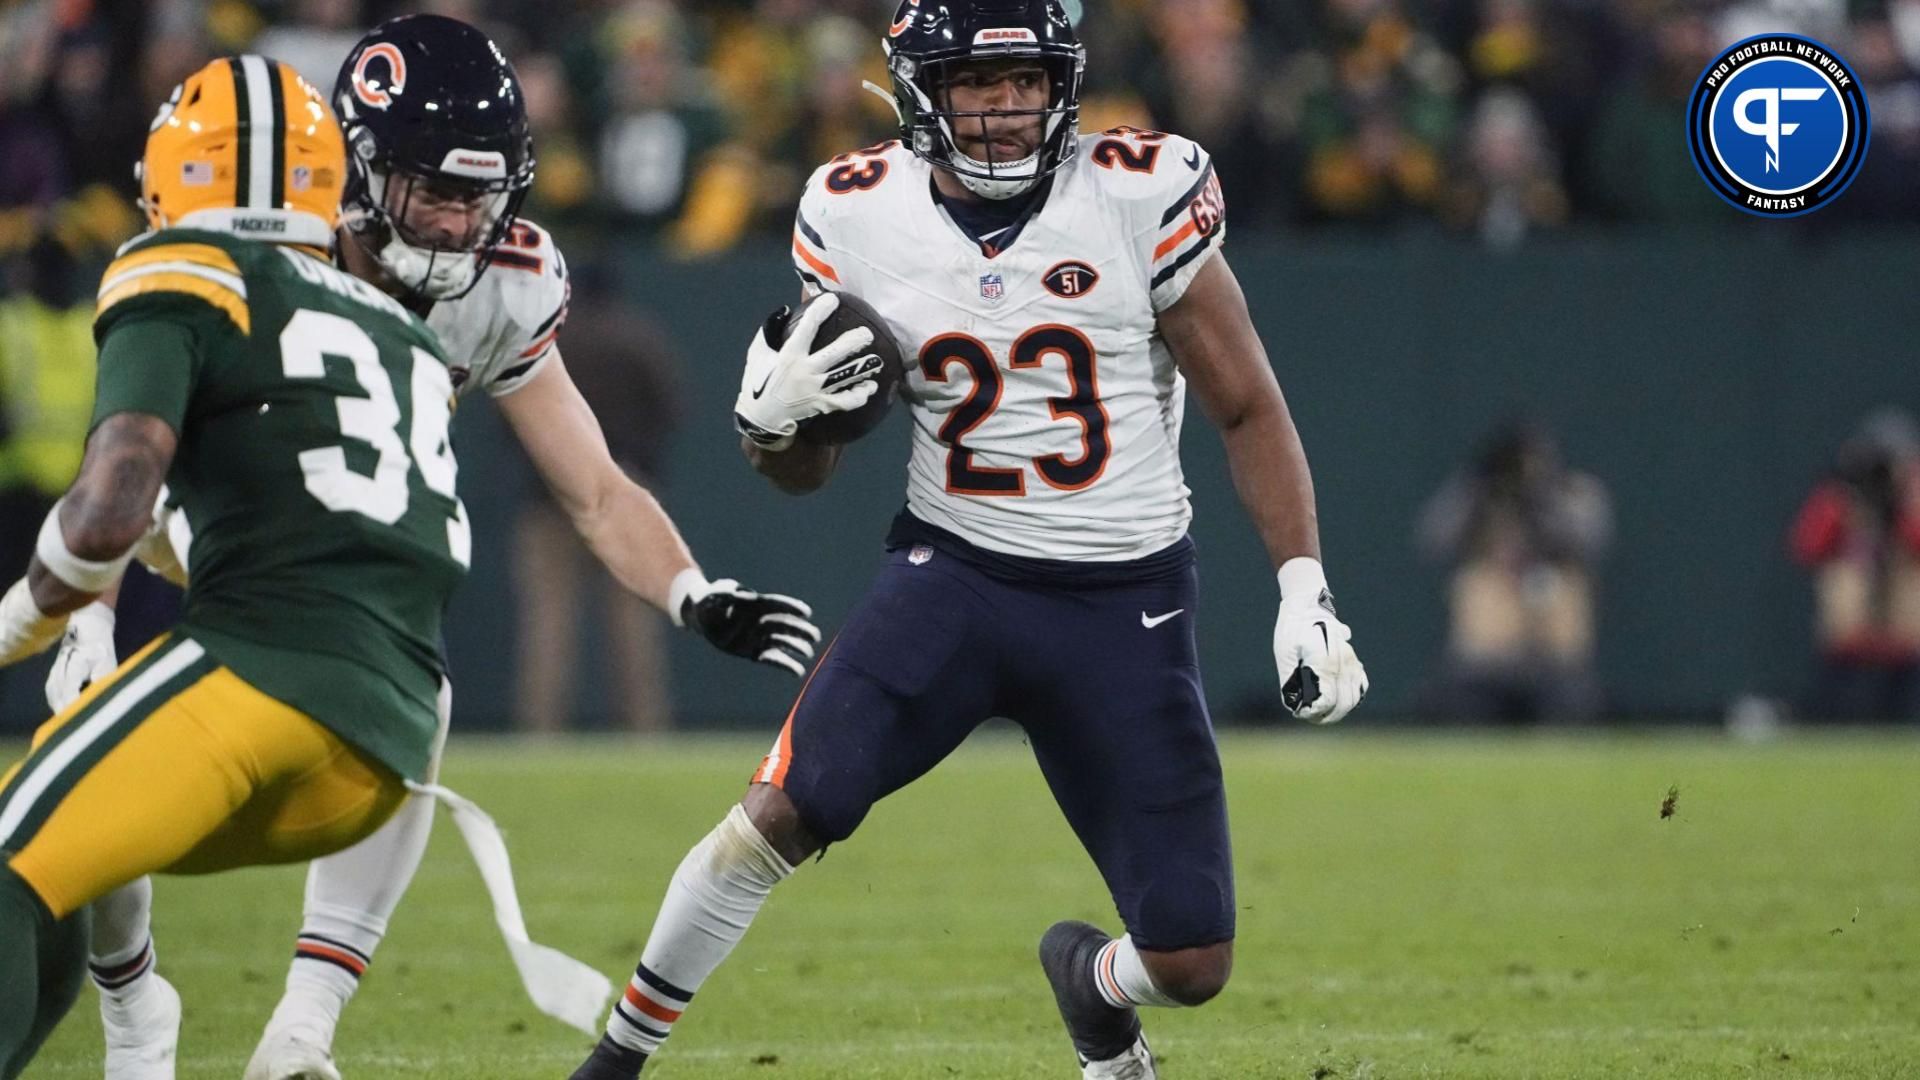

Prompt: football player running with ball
xmin=571 ymin=1 xmax=1368 ymax=1077
xmin=43 ymin=16 xmax=822 ymax=1080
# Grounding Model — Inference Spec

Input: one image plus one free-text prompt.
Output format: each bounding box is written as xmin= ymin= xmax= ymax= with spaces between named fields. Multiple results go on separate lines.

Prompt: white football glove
xmin=1273 ymin=557 xmax=1368 ymax=724
xmin=733 ymin=293 xmax=882 ymax=451
xmin=45 ymin=602 xmax=118 ymax=712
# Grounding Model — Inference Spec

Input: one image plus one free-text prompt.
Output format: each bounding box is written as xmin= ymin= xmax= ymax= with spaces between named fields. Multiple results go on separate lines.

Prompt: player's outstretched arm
xmin=499 ymin=352 xmax=821 ymax=675
xmin=1158 ymin=254 xmax=1368 ymax=724
xmin=1 ymin=413 xmax=176 ymax=665
xmin=500 ymin=351 xmax=698 ymax=612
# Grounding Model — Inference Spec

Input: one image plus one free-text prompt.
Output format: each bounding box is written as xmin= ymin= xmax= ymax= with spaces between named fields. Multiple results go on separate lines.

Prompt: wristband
xmin=1276 ymin=556 xmax=1328 ymax=604
xmin=36 ymin=501 xmax=136 ymax=593
xmin=667 ymin=567 xmax=710 ymax=629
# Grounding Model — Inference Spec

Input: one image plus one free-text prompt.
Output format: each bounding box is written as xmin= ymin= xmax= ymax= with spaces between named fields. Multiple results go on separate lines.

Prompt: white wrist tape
xmin=667 ymin=567 xmax=711 ymax=629
xmin=36 ymin=502 xmax=137 ymax=594
xmin=1276 ymin=556 xmax=1328 ymax=604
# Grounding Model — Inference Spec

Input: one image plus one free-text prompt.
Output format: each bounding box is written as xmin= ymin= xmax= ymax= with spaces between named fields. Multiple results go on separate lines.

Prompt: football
xmin=786 ymin=291 xmax=904 ymax=445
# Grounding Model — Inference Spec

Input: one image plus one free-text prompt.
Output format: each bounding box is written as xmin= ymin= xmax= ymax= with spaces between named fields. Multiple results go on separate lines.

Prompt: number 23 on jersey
xmin=921 ymin=325 xmax=1111 ymax=497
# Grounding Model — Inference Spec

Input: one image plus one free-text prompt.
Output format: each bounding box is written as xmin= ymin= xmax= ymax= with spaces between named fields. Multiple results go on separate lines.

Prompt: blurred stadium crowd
xmin=4 ymin=0 xmax=1920 ymax=271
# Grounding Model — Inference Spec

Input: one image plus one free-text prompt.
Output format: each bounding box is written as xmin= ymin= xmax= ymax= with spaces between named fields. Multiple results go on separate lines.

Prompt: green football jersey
xmin=91 ymin=228 xmax=469 ymax=780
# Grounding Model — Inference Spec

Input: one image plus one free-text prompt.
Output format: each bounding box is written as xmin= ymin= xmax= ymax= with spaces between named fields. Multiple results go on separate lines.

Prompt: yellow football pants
xmin=0 ymin=634 xmax=408 ymax=919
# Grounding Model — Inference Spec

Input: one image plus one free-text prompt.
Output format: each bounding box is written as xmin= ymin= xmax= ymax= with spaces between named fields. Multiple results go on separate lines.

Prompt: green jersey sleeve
xmin=90 ymin=306 xmax=210 ymax=435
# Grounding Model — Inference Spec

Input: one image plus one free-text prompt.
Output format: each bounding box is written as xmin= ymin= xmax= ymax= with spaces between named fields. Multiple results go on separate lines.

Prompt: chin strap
xmin=954 ymin=150 xmax=1043 ymax=200
xmin=863 ymin=80 xmax=903 ymax=123
xmin=377 ymin=231 xmax=477 ymax=299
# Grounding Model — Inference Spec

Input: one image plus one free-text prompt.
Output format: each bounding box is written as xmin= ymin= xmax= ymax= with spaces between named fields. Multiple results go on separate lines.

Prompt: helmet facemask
xmin=342 ymin=131 xmax=530 ymax=301
xmin=890 ymin=43 xmax=1083 ymax=200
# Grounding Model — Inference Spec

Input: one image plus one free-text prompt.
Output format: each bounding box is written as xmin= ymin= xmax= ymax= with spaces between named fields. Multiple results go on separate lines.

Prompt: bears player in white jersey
xmin=570 ymin=0 xmax=1369 ymax=1076
xmin=48 ymin=16 xmax=824 ymax=1080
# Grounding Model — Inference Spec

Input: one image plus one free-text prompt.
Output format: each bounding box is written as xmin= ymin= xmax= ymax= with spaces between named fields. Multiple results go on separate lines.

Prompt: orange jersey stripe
xmin=792 ymin=234 xmax=841 ymax=284
xmin=623 ymin=983 xmax=683 ymax=1023
xmin=1152 ymin=219 xmax=1198 ymax=263
xmin=518 ymin=323 xmax=562 ymax=359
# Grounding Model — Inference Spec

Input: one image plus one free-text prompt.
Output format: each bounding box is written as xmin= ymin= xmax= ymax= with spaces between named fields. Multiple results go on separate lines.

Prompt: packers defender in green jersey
xmin=96 ymin=226 xmax=468 ymax=781
xmin=0 ymin=56 xmax=458 ymax=1078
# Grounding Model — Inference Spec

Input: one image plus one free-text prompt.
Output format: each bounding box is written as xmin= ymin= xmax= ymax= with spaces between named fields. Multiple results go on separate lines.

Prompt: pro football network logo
xmin=1687 ymin=33 xmax=1869 ymax=217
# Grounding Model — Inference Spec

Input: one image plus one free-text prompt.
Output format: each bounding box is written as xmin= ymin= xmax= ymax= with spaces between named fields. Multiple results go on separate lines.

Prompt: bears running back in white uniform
xmin=790 ymin=130 xmax=1226 ymax=561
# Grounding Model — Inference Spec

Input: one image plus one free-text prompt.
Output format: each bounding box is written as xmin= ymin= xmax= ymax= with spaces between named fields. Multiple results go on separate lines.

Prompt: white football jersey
xmin=428 ymin=219 xmax=570 ymax=399
xmin=790 ymin=131 xmax=1226 ymax=561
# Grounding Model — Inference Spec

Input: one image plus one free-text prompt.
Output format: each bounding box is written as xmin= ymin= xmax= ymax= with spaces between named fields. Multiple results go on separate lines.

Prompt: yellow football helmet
xmin=140 ymin=55 xmax=346 ymax=247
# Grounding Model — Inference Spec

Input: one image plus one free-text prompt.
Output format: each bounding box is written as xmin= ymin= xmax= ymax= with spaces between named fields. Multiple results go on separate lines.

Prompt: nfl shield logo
xmin=908 ymin=544 xmax=934 ymax=565
xmin=978 ymin=273 xmax=1004 ymax=301
xmin=291 ymin=166 xmax=312 ymax=192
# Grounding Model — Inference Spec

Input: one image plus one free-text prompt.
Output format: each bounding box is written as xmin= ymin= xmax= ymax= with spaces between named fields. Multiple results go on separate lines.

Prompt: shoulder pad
xmin=1078 ymin=128 xmax=1212 ymax=208
xmin=485 ymin=220 xmax=569 ymax=343
xmin=96 ymin=230 xmax=251 ymax=335
xmin=792 ymin=141 xmax=909 ymax=289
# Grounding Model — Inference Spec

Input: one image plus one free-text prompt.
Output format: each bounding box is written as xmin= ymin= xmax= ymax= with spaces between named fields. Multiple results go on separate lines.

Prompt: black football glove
xmin=671 ymin=571 xmax=821 ymax=677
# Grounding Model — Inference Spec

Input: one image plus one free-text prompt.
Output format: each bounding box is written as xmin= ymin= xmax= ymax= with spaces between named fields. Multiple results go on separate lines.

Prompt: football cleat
xmin=242 ymin=1024 xmax=342 ymax=1080
xmin=567 ymin=1035 xmax=650 ymax=1080
xmin=100 ymin=973 xmax=181 ymax=1080
xmin=1039 ymin=920 xmax=1144 ymax=1069
xmin=1081 ymin=1035 xmax=1158 ymax=1080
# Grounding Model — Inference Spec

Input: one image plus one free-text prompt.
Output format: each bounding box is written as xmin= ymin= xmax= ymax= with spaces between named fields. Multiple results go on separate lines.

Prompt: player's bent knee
xmin=1139 ymin=941 xmax=1233 ymax=1006
xmin=741 ymin=783 xmax=823 ymax=866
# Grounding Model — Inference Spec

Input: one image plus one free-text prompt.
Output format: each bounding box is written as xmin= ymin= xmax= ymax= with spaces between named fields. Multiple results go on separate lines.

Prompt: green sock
xmin=0 ymin=865 xmax=90 ymax=1080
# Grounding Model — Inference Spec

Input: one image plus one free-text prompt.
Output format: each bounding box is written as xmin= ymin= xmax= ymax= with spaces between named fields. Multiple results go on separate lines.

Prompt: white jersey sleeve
xmin=1107 ymin=131 xmax=1226 ymax=312
xmin=789 ymin=144 xmax=895 ymax=300
xmin=427 ymin=219 xmax=571 ymax=399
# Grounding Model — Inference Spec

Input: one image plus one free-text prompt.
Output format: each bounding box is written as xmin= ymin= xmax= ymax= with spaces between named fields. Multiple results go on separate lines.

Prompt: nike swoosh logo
xmin=1315 ymin=622 xmax=1329 ymax=649
xmin=751 ymin=370 xmax=774 ymax=399
xmin=1141 ymin=609 xmax=1185 ymax=629
xmin=1184 ymin=147 xmax=1202 ymax=171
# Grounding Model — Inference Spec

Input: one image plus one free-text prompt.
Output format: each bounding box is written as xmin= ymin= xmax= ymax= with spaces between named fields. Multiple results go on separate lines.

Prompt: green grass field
xmin=14 ymin=731 xmax=1920 ymax=1079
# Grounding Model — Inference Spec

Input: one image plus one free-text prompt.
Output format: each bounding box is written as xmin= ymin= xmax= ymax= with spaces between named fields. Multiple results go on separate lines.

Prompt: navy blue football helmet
xmin=332 ymin=15 xmax=534 ymax=299
xmin=882 ymin=0 xmax=1085 ymax=199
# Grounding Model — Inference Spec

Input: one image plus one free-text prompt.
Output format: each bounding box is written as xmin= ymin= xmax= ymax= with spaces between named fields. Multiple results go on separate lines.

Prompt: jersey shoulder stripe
xmin=792 ymin=230 xmax=840 ymax=285
xmin=791 ymin=203 xmax=839 ymax=285
xmin=1159 ymin=162 xmax=1216 ymax=228
xmin=97 ymin=242 xmax=251 ymax=334
xmin=1149 ymin=161 xmax=1220 ymax=265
